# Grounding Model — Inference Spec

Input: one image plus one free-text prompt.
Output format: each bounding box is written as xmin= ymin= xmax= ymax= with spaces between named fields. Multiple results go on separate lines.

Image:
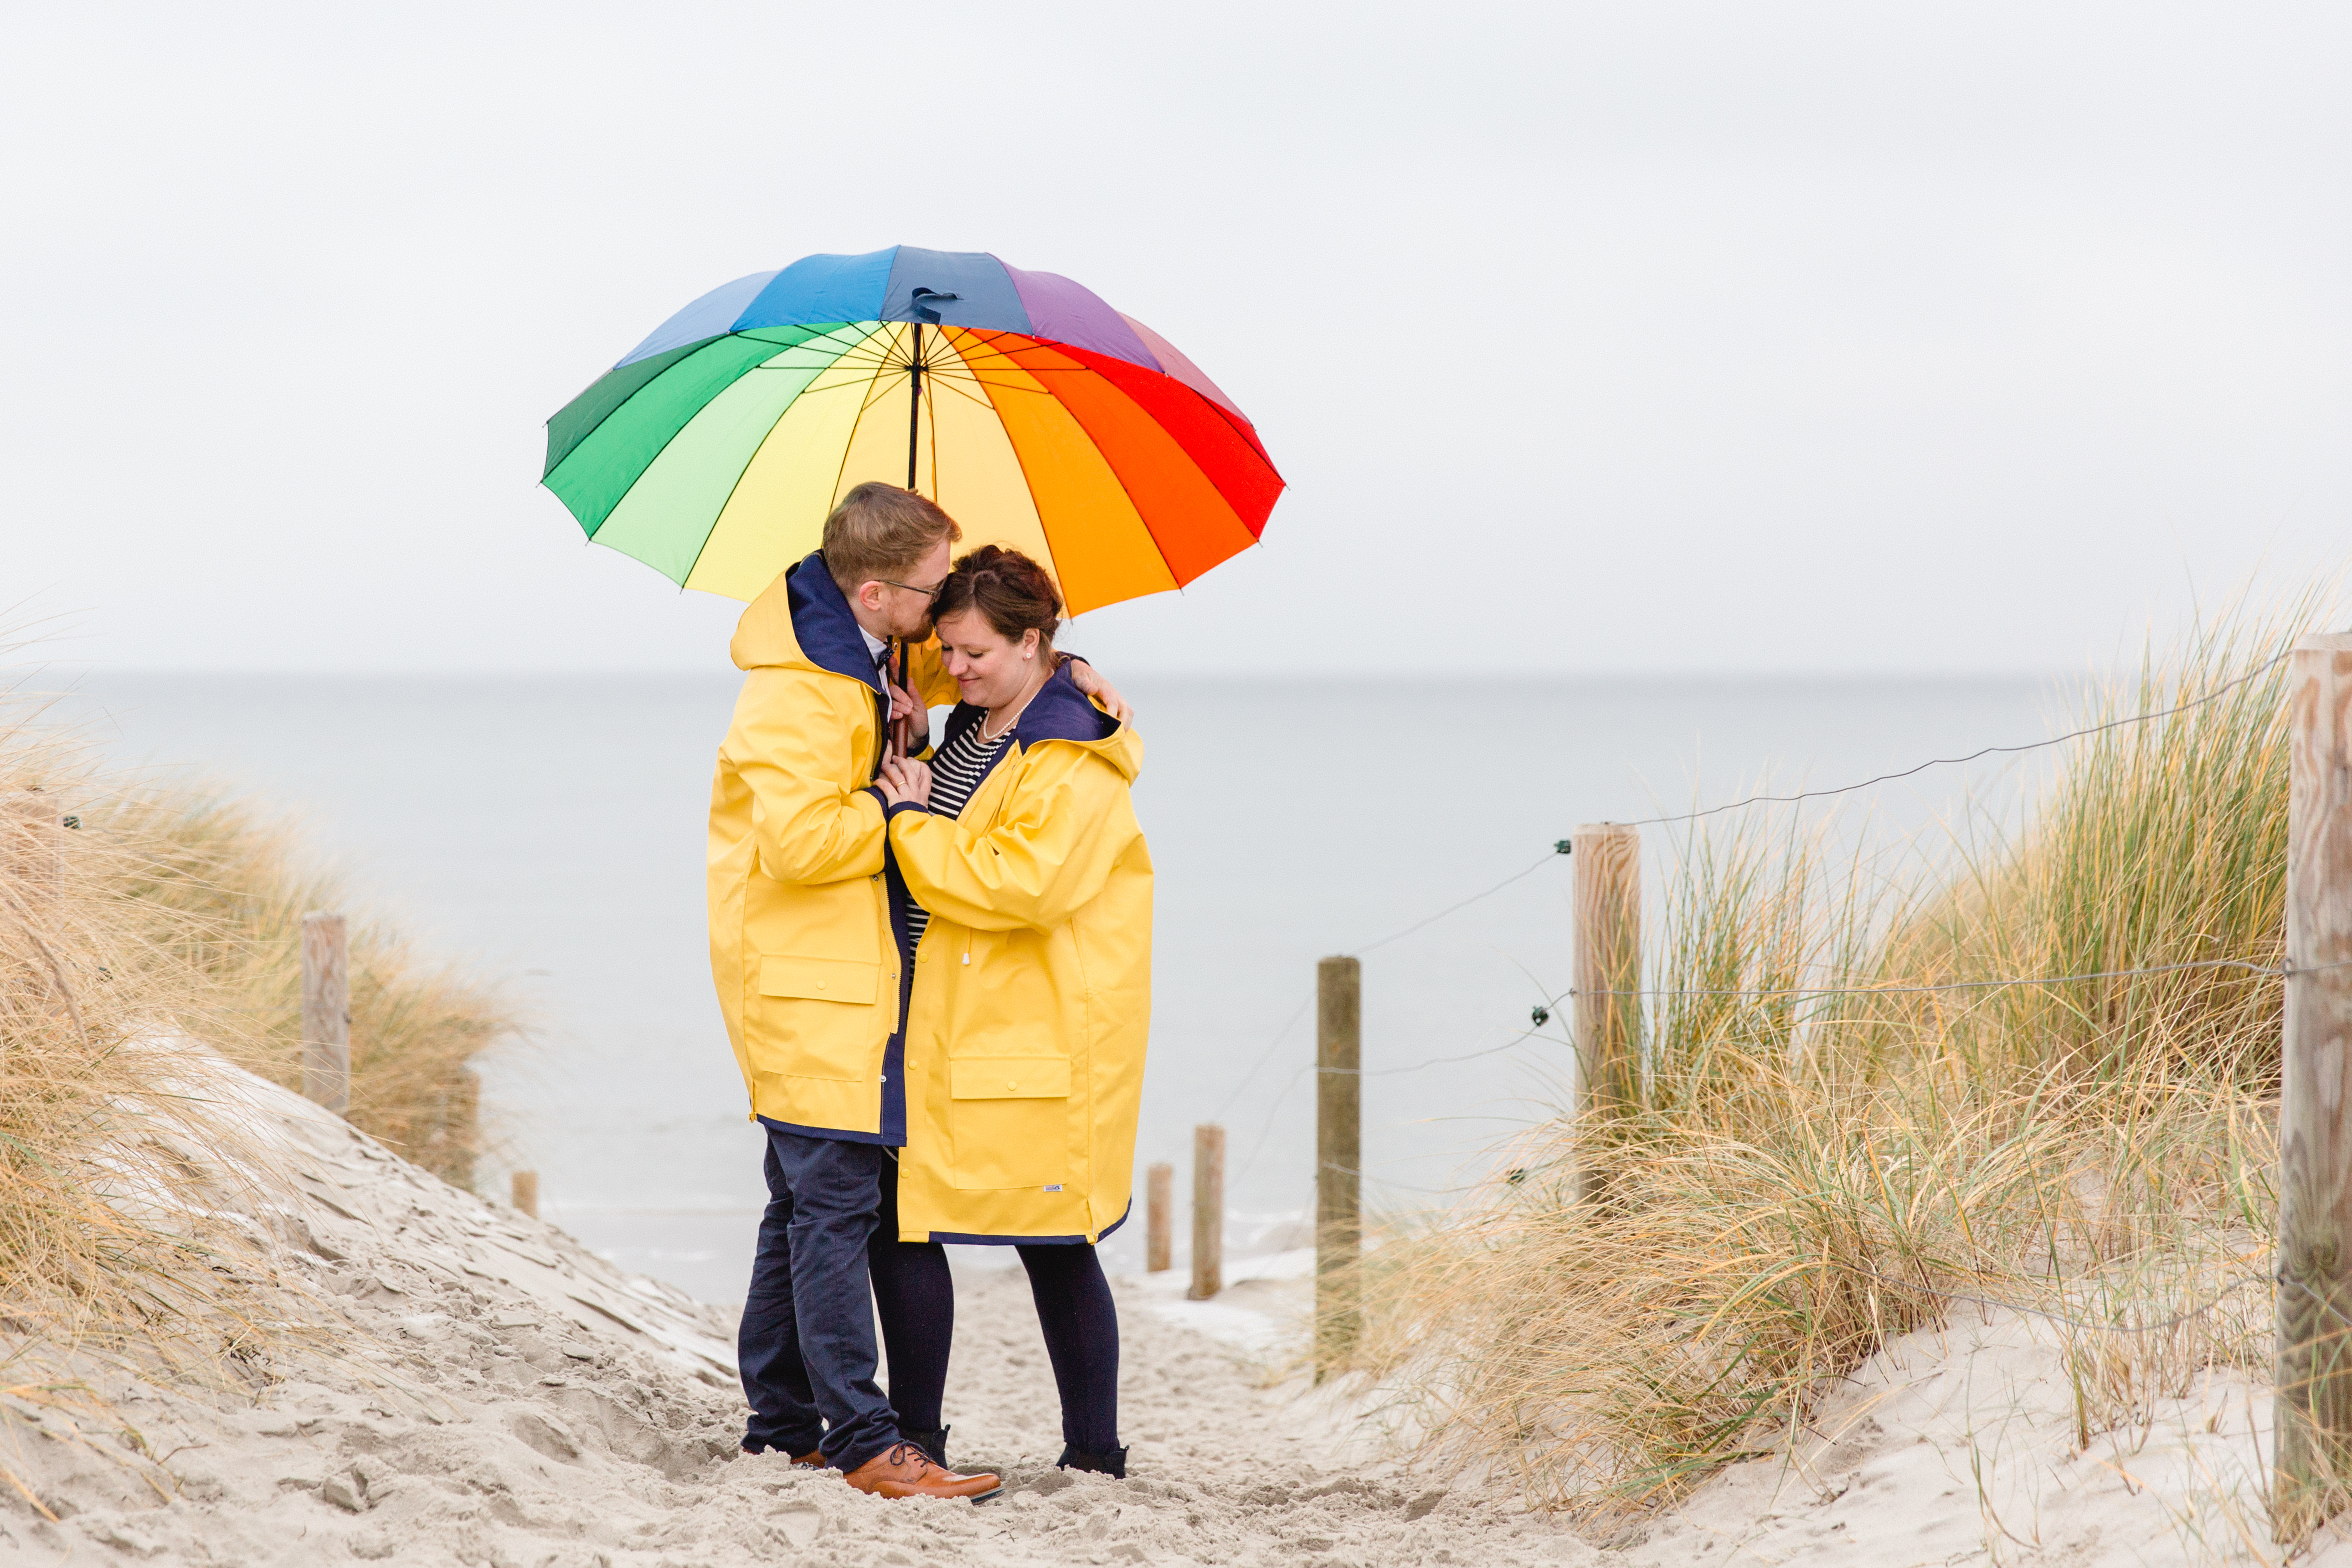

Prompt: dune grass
xmin=0 ymin=680 xmax=516 ymax=1415
xmin=0 ymin=727 xmax=288 ymax=1398
xmin=108 ymin=790 xmax=509 ymax=1188
xmin=1349 ymin=611 xmax=2301 ymax=1524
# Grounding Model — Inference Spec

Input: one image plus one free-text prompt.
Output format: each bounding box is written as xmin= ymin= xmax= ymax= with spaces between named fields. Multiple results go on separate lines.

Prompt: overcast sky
xmin=5 ymin=2 xmax=2346 ymax=676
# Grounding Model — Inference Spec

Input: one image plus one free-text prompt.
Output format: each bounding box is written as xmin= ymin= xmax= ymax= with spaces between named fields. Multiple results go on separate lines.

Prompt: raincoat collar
xmin=1012 ymin=659 xmax=1119 ymax=748
xmin=784 ymin=551 xmax=887 ymax=694
xmin=938 ymin=658 xmax=1135 ymax=778
xmin=730 ymin=550 xmax=888 ymax=692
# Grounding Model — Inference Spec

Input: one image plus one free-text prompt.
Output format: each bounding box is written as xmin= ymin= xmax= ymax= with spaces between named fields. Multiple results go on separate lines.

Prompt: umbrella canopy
xmin=543 ymin=247 xmax=1283 ymax=615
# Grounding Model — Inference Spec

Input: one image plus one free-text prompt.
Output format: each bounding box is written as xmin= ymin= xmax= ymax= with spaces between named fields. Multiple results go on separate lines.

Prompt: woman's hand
xmin=876 ymin=755 xmax=934 ymax=809
xmin=1068 ymin=660 xmax=1133 ymax=723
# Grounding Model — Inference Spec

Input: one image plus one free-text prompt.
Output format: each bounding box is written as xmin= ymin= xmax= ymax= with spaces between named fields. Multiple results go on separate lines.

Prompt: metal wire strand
xmin=1349 ymin=850 xmax=1565 ymax=956
xmin=1622 ymin=649 xmax=2294 ymax=829
xmin=1570 ymin=953 xmax=2352 ymax=1003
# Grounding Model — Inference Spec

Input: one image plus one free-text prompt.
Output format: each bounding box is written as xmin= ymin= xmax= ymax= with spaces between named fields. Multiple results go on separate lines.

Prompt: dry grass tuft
xmin=108 ymin=791 xmax=509 ymax=1186
xmin=1351 ymin=608 xmax=2304 ymax=1522
xmin=0 ymin=725 xmax=289 ymax=1397
xmin=0 ymin=671 xmax=517 ymax=1430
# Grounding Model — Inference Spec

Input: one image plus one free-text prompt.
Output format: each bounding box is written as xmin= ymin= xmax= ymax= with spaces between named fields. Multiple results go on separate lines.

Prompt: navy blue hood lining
xmin=937 ymin=658 xmax=1117 ymax=753
xmin=784 ymin=550 xmax=886 ymax=695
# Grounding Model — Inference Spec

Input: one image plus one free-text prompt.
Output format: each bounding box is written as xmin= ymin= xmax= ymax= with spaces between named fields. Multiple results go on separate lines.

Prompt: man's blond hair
xmin=823 ymin=483 xmax=962 ymax=594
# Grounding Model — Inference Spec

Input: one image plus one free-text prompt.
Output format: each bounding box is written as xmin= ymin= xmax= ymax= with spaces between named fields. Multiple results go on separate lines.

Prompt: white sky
xmin=4 ymin=1 xmax=2346 ymax=675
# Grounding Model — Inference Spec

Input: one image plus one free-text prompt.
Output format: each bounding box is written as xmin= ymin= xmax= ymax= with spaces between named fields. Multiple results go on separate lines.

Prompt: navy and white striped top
xmin=903 ymin=718 xmax=1015 ymax=950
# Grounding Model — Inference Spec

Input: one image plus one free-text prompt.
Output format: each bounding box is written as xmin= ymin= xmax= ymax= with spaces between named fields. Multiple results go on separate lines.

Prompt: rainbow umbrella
xmin=542 ymin=247 xmax=1283 ymax=614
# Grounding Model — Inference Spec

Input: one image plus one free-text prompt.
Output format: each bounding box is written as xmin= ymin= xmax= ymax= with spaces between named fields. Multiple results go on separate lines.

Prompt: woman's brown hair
xmin=933 ymin=545 xmax=1063 ymax=656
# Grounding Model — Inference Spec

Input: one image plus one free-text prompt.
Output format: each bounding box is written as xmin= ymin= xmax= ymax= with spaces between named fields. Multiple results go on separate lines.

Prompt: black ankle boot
xmin=1055 ymin=1443 xmax=1128 ymax=1479
xmin=901 ymin=1425 xmax=950 ymax=1468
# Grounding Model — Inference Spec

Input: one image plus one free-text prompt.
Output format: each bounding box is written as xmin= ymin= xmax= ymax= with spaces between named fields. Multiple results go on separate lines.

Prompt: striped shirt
xmin=902 ymin=717 xmax=1015 ymax=950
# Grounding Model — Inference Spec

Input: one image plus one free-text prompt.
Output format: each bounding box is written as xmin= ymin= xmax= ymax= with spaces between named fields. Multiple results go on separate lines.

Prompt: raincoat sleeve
xmin=887 ymin=744 xmax=1129 ymax=931
xmin=728 ymin=668 xmax=886 ymax=886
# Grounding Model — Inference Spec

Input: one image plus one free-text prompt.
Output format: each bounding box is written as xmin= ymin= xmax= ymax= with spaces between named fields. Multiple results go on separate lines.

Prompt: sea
xmin=49 ymin=673 xmax=2060 ymax=1303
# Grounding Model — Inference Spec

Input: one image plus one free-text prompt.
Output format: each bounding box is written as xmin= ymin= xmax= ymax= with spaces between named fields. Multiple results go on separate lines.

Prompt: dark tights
xmin=1015 ymin=1241 xmax=1121 ymax=1454
xmin=869 ymin=1166 xmax=955 ymax=1434
xmin=867 ymin=1172 xmax=1121 ymax=1454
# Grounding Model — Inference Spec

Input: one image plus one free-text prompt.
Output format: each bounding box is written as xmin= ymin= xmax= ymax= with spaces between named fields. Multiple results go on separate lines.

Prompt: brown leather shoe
xmin=841 ymin=1441 xmax=1002 ymax=1501
xmin=791 ymin=1450 xmax=823 ymax=1468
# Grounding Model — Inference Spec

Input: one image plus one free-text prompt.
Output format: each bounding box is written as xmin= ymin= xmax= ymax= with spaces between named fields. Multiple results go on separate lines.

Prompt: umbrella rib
xmin=750 ymin=325 xmax=893 ymax=376
xmin=915 ymin=360 xmax=1068 ymax=398
xmin=1025 ymin=360 xmax=1182 ymax=598
xmin=573 ymin=332 xmax=856 ymax=545
xmin=790 ymin=343 xmax=898 ymax=374
xmin=823 ymin=321 xmax=908 ymax=511
xmin=949 ymin=339 xmax=1068 ymax=589
xmin=855 ymin=358 xmax=915 ymax=416
xmin=673 ymin=324 xmax=883 ymax=589
xmin=915 ymin=369 xmax=1004 ymax=413
xmin=546 ymin=334 xmax=738 ymax=486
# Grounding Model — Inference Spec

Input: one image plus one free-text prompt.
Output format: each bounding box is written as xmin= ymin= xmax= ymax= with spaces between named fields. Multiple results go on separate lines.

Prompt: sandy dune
xmin=0 ymin=1069 xmax=1590 ymax=1566
xmin=4 ymin=1065 xmax=2348 ymax=1566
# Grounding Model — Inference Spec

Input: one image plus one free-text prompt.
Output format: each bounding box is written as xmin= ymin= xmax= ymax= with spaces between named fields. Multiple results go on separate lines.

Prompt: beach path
xmin=0 ymin=1064 xmax=1592 ymax=1568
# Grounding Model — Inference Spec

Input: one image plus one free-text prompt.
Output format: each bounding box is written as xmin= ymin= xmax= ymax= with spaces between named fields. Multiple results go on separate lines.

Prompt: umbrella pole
xmin=892 ymin=320 xmax=923 ymax=764
xmin=906 ymin=321 xmax=923 ymax=494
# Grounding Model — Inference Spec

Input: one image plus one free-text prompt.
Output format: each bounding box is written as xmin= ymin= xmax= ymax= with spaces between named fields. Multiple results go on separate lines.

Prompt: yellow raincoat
xmin=707 ymin=551 xmax=957 ymax=1142
xmin=883 ymin=663 xmax=1151 ymax=1244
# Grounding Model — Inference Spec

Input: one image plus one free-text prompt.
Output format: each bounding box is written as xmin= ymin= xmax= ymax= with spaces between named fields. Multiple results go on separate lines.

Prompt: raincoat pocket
xmin=758 ymin=954 xmax=883 ymax=1004
xmin=947 ymin=1057 xmax=1070 ymax=1189
xmin=747 ymin=954 xmax=884 ymax=1085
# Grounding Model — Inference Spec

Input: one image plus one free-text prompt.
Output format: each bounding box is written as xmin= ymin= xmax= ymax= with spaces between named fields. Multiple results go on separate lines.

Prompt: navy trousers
xmin=736 ymin=1127 xmax=904 ymax=1471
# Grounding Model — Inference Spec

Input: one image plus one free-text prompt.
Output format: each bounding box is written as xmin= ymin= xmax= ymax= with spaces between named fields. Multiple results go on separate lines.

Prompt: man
xmin=707 ymin=483 xmax=1125 ymax=1501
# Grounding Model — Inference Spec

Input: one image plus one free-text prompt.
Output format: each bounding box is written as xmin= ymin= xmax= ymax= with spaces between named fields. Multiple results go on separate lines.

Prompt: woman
xmin=872 ymin=545 xmax=1150 ymax=1479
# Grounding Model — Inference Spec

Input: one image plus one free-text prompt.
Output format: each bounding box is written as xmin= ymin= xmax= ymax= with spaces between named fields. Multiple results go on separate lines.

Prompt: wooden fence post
xmin=2277 ymin=632 xmax=2352 ymax=1537
xmin=1317 ymin=955 xmax=1363 ymax=1377
xmin=1572 ymin=824 xmax=1641 ymax=1204
xmin=1188 ymin=1125 xmax=1224 ymax=1301
xmin=1146 ymin=1162 xmax=1173 ymax=1272
xmin=511 ymin=1170 xmax=540 ymax=1221
xmin=300 ymin=912 xmax=350 ymax=1115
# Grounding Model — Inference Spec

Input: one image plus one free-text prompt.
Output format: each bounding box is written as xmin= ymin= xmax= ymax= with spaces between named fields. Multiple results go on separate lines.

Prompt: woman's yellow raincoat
xmin=883 ymin=663 xmax=1151 ymax=1244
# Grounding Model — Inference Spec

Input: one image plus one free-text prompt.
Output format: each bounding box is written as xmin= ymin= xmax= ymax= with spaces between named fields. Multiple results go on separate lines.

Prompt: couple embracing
xmin=706 ymin=482 xmax=1150 ymax=1502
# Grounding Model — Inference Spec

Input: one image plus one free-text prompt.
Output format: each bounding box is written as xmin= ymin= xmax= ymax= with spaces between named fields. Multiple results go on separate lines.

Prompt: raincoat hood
xmin=937 ymin=658 xmax=1143 ymax=784
xmin=730 ymin=550 xmax=885 ymax=697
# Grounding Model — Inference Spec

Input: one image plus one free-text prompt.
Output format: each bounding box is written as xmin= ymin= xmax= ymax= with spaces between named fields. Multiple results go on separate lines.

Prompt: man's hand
xmin=876 ymin=755 xmax=934 ymax=809
xmin=885 ymin=680 xmax=929 ymax=758
xmin=1068 ymin=661 xmax=1133 ymax=723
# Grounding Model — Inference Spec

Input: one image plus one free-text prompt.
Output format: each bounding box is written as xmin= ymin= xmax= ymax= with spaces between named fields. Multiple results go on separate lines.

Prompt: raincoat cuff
xmin=884 ymin=797 xmax=932 ymax=821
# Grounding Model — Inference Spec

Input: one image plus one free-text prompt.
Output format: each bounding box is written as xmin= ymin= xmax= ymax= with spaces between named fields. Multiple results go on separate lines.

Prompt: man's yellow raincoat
xmin=707 ymin=551 xmax=957 ymax=1143
xmin=882 ymin=663 xmax=1151 ymax=1244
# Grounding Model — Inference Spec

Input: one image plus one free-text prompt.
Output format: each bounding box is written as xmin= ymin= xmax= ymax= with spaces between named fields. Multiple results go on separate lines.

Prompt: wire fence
xmin=1615 ymin=646 xmax=2293 ymax=830
xmin=1209 ymin=652 xmax=2301 ymax=1217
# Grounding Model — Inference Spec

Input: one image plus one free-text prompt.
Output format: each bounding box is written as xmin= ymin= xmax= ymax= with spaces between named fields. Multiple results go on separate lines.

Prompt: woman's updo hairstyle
xmin=933 ymin=545 xmax=1064 ymax=658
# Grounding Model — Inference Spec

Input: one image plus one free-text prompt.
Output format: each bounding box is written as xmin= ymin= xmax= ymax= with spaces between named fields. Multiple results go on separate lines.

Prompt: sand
xmin=2 ymin=1064 xmax=2347 ymax=1566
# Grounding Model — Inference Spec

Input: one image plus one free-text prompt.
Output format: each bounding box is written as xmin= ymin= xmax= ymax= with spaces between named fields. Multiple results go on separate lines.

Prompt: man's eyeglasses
xmin=879 ymin=576 xmax=947 ymax=602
